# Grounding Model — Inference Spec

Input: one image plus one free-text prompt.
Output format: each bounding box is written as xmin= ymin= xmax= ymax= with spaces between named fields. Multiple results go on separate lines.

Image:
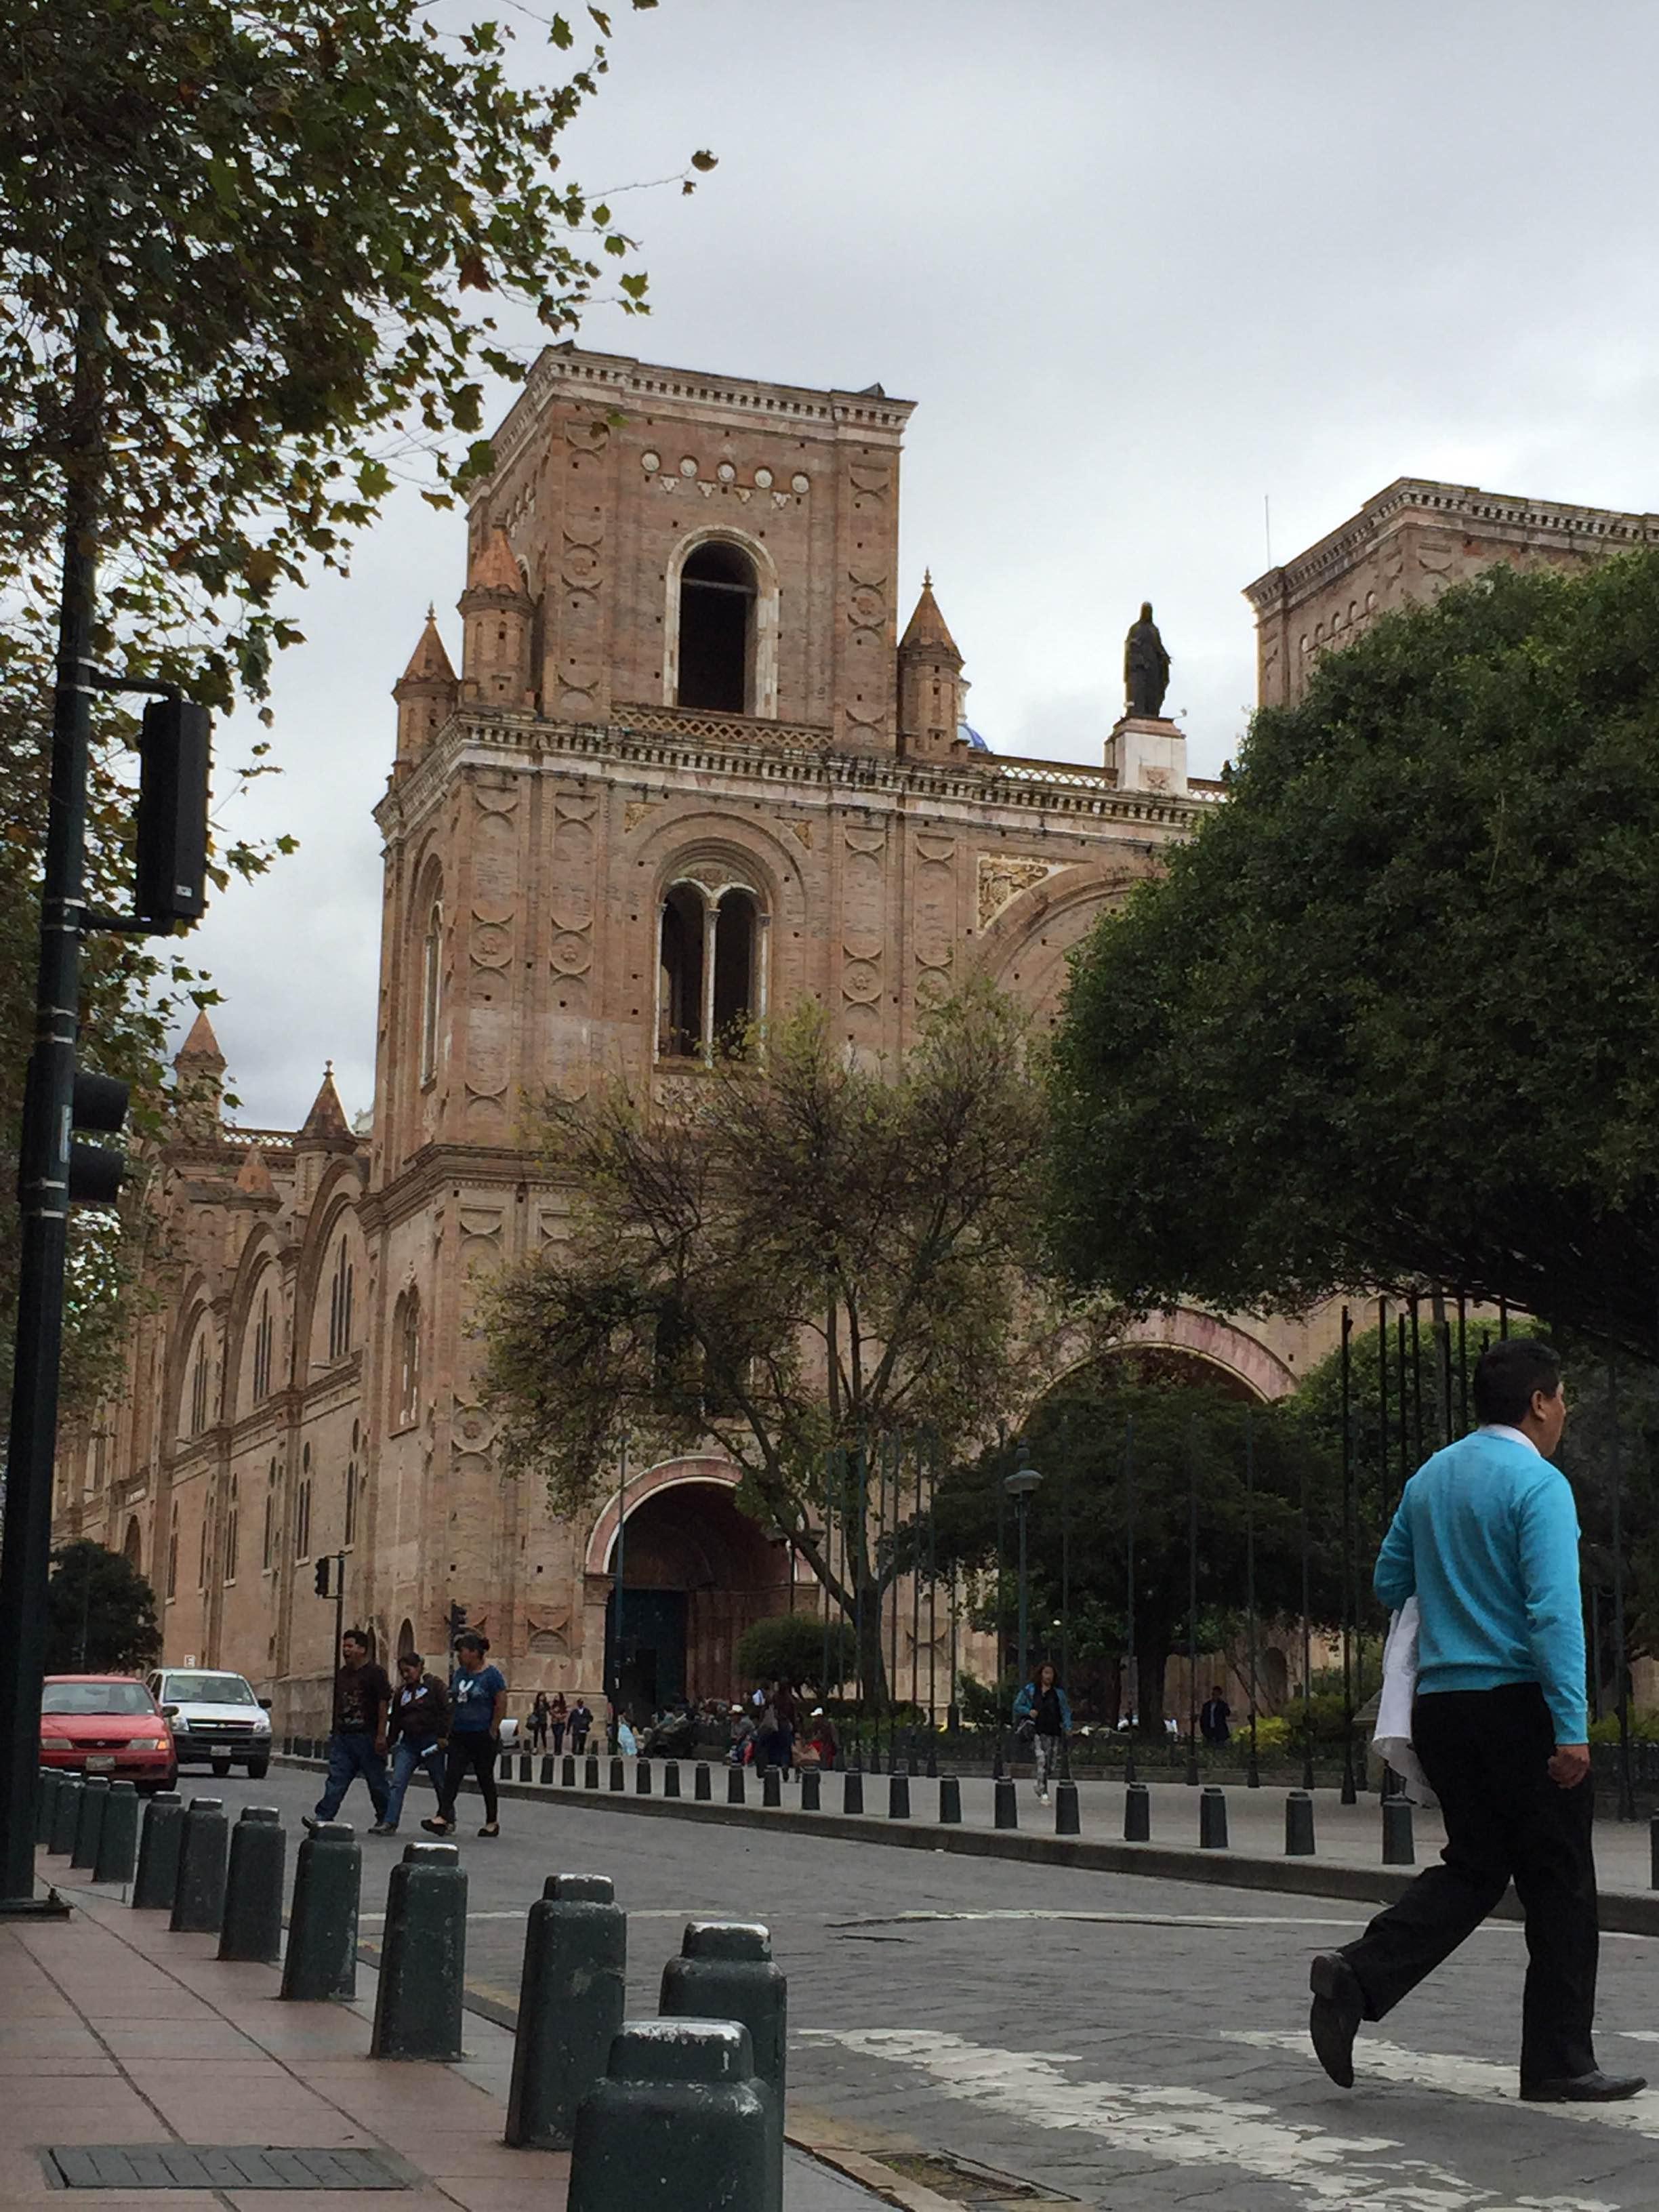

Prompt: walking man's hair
xmin=1473 ymin=1336 xmax=1561 ymax=1427
xmin=398 ymin=1650 xmax=423 ymax=1671
xmin=342 ymin=1626 xmax=369 ymax=1653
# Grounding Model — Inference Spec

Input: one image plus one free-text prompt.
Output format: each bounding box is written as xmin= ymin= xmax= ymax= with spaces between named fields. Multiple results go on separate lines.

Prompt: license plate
xmin=85 ymin=1755 xmax=115 ymax=1772
xmin=211 ymin=1743 xmax=231 ymax=1759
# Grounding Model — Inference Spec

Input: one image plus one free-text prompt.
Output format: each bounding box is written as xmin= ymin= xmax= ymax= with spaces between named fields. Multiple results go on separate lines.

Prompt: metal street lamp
xmin=1003 ymin=1446 xmax=1044 ymax=1701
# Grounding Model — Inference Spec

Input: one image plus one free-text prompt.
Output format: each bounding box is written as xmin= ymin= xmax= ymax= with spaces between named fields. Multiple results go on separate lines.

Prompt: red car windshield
xmin=41 ymin=1683 xmax=154 ymax=1716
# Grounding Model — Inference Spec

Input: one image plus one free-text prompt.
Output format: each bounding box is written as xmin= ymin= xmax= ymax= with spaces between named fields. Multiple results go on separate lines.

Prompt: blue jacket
xmin=1374 ymin=1429 xmax=1586 ymax=1742
xmin=1012 ymin=1681 xmax=1073 ymax=1733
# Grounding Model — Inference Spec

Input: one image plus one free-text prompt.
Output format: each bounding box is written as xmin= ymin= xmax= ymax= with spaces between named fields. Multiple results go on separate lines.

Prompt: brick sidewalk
xmin=6 ymin=1869 xmax=886 ymax=2211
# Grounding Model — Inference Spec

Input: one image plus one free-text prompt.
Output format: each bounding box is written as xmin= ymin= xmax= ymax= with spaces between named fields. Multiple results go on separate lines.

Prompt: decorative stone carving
xmin=624 ymin=800 xmax=655 ymax=833
xmin=977 ymin=853 xmax=1061 ymax=928
xmin=470 ymin=916 xmax=513 ymax=969
xmin=785 ymin=819 xmax=812 ymax=850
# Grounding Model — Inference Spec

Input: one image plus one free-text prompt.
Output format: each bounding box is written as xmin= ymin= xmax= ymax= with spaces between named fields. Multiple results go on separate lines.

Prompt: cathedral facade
xmin=52 ymin=350 xmax=1629 ymax=1732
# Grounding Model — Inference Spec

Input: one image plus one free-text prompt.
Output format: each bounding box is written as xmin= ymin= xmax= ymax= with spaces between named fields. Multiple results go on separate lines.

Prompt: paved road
xmin=188 ymin=1765 xmax=1659 ymax=2211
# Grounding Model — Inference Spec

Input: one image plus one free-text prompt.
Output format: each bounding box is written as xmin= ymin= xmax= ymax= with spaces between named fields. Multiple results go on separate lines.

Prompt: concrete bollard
xmin=1382 ymin=1796 xmax=1415 ymax=1866
xmin=1124 ymin=1782 xmax=1150 ymax=1842
xmin=609 ymin=1757 xmax=626 ymax=1793
xmin=842 ymin=1770 xmax=863 ymax=1816
xmin=636 ymin=1761 xmax=653 ymax=1797
xmin=938 ymin=1774 xmax=961 ymax=1824
xmin=505 ymin=1874 xmax=627 ymax=2150
xmin=94 ymin=1782 xmax=140 ymax=1885
xmin=37 ymin=1768 xmax=59 ymax=1845
xmin=994 ymin=1778 xmax=1018 ymax=1831
xmin=218 ymin=1807 xmax=286 ymax=1963
xmin=281 ymin=1821 xmax=360 ymax=2001
xmin=1285 ymin=1790 xmax=1316 ymax=1856
xmin=567 ymin=2019 xmax=766 ymax=2212
xmin=762 ymin=1766 xmax=781 ymax=1809
xmin=371 ymin=1842 xmax=467 ymax=2060
xmin=726 ymin=1765 xmax=745 ymax=1806
xmin=694 ymin=1762 xmax=712 ymax=1802
xmin=133 ymin=1792 xmax=184 ymax=1908
xmin=539 ymin=1754 xmax=555 ymax=1786
xmin=663 ymin=1761 xmax=681 ymax=1799
xmin=800 ymin=1768 xmax=821 ymax=1813
xmin=50 ymin=1774 xmax=83 ymax=1856
xmin=71 ymin=1776 xmax=110 ymax=1871
xmin=887 ymin=1771 xmax=909 ymax=1820
xmin=562 ymin=1755 xmax=577 ymax=1788
xmin=1054 ymin=1780 xmax=1081 ymax=1837
xmin=660 ymin=1922 xmax=786 ymax=2211
xmin=1199 ymin=1786 xmax=1229 ymax=1850
xmin=171 ymin=1797 xmax=229 ymax=1932
xmin=584 ymin=1755 xmax=600 ymax=1790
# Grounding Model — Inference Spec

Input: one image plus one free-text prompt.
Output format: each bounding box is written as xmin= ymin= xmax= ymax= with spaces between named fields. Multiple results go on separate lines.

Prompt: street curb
xmin=273 ymin=1756 xmax=1659 ymax=1937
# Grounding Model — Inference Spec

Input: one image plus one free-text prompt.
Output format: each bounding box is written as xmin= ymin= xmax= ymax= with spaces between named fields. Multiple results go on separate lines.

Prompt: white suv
xmin=148 ymin=1668 xmax=273 ymax=1779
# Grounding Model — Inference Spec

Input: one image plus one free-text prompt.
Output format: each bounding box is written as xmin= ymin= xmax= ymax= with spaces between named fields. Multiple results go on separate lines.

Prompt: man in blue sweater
xmin=1309 ymin=1336 xmax=1643 ymax=2103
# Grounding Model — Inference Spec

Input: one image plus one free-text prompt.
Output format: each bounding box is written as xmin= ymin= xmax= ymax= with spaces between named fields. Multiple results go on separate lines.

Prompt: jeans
xmin=438 ymin=1731 xmax=499 ymax=1825
xmin=552 ymin=1723 xmax=566 ymax=1755
xmin=1033 ymin=1733 xmax=1063 ymax=1793
xmin=384 ymin=1739 xmax=445 ymax=1829
xmin=314 ymin=1732 xmax=388 ymax=1822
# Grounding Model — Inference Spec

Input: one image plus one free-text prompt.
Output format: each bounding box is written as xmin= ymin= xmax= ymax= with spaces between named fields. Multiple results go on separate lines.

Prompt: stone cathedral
xmin=52 ymin=348 xmax=1657 ymax=1733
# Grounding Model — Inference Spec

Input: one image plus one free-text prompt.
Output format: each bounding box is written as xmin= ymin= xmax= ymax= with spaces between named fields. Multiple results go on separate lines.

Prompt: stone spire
xmin=176 ymin=1008 xmax=224 ymax=1069
xmin=234 ymin=1145 xmax=277 ymax=1200
xmin=297 ymin=1063 xmax=352 ymax=1144
xmin=392 ymin=607 xmax=459 ymax=776
xmin=459 ymin=527 xmax=535 ymax=710
xmin=897 ymin=573 xmax=968 ymax=761
xmin=173 ymin=1008 xmax=226 ymax=1140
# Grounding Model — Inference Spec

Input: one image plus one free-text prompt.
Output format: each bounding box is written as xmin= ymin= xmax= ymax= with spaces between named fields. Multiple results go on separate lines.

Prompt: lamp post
xmin=1003 ymin=1446 xmax=1044 ymax=1706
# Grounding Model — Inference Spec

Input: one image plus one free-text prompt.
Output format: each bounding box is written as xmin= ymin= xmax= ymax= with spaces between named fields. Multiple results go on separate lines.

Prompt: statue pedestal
xmin=1105 ymin=714 xmax=1187 ymax=798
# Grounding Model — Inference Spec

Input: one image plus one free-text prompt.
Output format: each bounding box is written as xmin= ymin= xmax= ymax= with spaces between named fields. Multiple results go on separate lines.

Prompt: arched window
xmin=419 ymin=897 xmax=443 ymax=1085
xmin=397 ymin=1617 xmax=417 ymax=1659
xmin=197 ymin=1494 xmax=211 ymax=1589
xmin=188 ymin=1332 xmax=211 ymax=1437
xmin=327 ymin=1240 xmax=354 ymax=1364
xmin=123 ymin=1516 xmax=142 ymax=1571
xmin=657 ymin=883 xmax=706 ymax=1059
xmin=251 ymin=1287 xmax=273 ymax=1402
xmin=344 ymin=1457 xmax=359 ymax=1548
xmin=712 ymin=888 xmax=758 ymax=1051
xmin=657 ymin=879 xmax=764 ymax=1062
xmin=294 ymin=1442 xmax=312 ymax=1561
xmin=225 ymin=1472 xmax=239 ymax=1584
xmin=396 ymin=1292 xmax=422 ymax=1429
xmin=262 ymin=1458 xmax=277 ymax=1572
xmin=676 ymin=540 xmax=756 ymax=713
xmin=167 ymin=1503 xmax=179 ymax=1599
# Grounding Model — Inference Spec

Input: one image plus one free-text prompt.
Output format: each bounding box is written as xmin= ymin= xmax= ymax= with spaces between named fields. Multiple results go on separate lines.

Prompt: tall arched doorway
xmin=602 ymin=1479 xmax=790 ymax=1719
xmin=122 ymin=1517 xmax=143 ymax=1572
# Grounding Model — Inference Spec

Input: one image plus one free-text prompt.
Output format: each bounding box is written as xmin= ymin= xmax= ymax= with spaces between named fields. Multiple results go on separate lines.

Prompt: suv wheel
xmin=211 ymin=1757 xmax=232 ymax=1778
xmin=247 ymin=1758 xmax=270 ymax=1780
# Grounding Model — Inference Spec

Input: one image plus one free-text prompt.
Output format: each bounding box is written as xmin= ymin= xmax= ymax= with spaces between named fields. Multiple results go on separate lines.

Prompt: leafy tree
xmin=483 ymin=985 xmax=1059 ymax=1699
xmin=1046 ymin=554 xmax=1659 ymax=1363
xmin=44 ymin=1539 xmax=161 ymax=1673
xmin=735 ymin=1612 xmax=853 ymax=1696
xmin=930 ymin=1359 xmax=1343 ymax=1734
xmin=1 ymin=0 xmax=703 ymax=1416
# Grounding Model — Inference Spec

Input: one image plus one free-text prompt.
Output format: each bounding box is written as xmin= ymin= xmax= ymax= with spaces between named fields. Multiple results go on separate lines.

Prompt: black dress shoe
xmin=1520 ymin=2070 xmax=1647 ymax=2103
xmin=1309 ymin=1952 xmax=1366 ymax=2089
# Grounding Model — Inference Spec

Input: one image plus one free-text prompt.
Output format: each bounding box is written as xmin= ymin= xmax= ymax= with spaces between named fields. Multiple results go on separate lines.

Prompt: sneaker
xmin=1038 ymin=1789 xmax=1050 ymax=1804
xmin=301 ymin=1816 xmax=321 ymax=1835
xmin=367 ymin=1822 xmax=398 ymax=1837
xmin=420 ymin=1816 xmax=453 ymax=1835
xmin=477 ymin=1822 xmax=500 ymax=1838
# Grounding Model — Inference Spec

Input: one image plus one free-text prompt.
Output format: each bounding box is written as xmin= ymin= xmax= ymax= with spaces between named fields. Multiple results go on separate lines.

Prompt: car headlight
xmin=135 ymin=1737 xmax=172 ymax=1752
xmin=41 ymin=1736 xmax=73 ymax=1750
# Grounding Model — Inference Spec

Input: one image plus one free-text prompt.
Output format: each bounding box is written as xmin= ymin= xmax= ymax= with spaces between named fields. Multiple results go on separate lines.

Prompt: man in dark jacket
xmin=373 ymin=1651 xmax=450 ymax=1835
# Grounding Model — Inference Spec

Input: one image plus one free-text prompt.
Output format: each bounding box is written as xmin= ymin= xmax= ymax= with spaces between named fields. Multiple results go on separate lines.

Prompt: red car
xmin=39 ymin=1675 xmax=178 ymax=1794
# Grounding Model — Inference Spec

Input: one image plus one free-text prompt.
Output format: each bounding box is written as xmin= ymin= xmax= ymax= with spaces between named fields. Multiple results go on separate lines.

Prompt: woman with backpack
xmin=1012 ymin=1661 xmax=1073 ymax=1806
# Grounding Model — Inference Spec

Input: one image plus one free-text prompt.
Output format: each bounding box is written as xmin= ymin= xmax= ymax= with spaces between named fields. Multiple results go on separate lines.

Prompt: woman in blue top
xmin=423 ymin=1632 xmax=508 ymax=1837
xmin=1012 ymin=1662 xmax=1073 ymax=1805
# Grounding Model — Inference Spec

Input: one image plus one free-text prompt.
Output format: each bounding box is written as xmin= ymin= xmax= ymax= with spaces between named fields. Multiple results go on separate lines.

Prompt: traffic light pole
xmin=0 ymin=309 xmax=102 ymax=1914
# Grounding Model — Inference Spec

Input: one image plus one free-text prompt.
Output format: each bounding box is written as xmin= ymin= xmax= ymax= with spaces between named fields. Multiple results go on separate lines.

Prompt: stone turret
xmin=173 ymin=1008 xmax=226 ymax=1141
xmin=393 ymin=609 xmax=458 ymax=775
xmin=292 ymin=1063 xmax=356 ymax=1208
xmin=459 ymin=527 xmax=534 ymax=710
xmin=897 ymin=573 xmax=967 ymax=762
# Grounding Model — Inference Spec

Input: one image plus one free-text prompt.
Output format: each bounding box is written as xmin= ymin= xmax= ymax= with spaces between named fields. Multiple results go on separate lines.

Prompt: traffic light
xmin=67 ymin=1069 xmax=129 ymax=1208
xmin=135 ymin=697 xmax=211 ymax=927
xmin=447 ymin=1602 xmax=467 ymax=1646
xmin=314 ymin=1557 xmax=332 ymax=1599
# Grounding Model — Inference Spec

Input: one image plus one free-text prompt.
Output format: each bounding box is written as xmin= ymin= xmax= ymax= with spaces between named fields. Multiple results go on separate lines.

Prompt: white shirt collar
xmin=1477 ymin=1422 xmax=1539 ymax=1455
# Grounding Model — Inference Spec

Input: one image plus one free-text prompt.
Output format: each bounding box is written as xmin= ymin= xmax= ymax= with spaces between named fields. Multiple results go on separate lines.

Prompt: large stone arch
xmin=977 ymin=857 xmax=1158 ymax=1030
xmin=661 ymin=525 xmax=782 ymax=718
xmin=224 ymin=1225 xmax=287 ymax=1419
xmin=1027 ymin=1306 xmax=1297 ymax=1417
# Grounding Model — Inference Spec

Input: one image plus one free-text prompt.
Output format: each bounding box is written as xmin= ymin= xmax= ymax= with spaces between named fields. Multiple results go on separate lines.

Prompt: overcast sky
xmin=188 ymin=0 xmax=1659 ymax=1130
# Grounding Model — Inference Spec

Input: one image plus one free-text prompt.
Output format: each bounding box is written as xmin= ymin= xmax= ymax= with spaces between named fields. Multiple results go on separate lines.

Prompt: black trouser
xmin=1338 ymin=1683 xmax=1597 ymax=2085
xmin=551 ymin=1723 xmax=566 ymax=1755
xmin=438 ymin=1731 xmax=499 ymax=1824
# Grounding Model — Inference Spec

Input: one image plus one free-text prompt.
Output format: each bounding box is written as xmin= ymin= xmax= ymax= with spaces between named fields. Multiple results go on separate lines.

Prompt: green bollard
xmin=609 ymin=1757 xmax=626 ymax=1793
xmin=636 ymin=1760 xmax=652 ymax=1796
xmin=726 ymin=1764 xmax=745 ymax=1806
xmin=994 ymin=1778 xmax=1018 ymax=1830
xmin=50 ymin=1774 xmax=83 ymax=1856
xmin=762 ymin=1766 xmax=781 ymax=1808
xmin=518 ymin=1752 xmax=533 ymax=1783
xmin=71 ymin=1776 xmax=110 ymax=1871
xmin=663 ymin=1761 xmax=681 ymax=1799
xmin=1382 ymin=1796 xmax=1415 ymax=1866
xmin=569 ymin=2019 xmax=766 ymax=2212
xmin=539 ymin=1754 xmax=555 ymax=1786
xmin=171 ymin=1797 xmax=229 ymax=1932
xmin=281 ymin=1821 xmax=360 ymax=2001
xmin=371 ymin=1842 xmax=466 ymax=2060
xmin=505 ymin=1874 xmax=627 ymax=2150
xmin=133 ymin=1792 xmax=184 ymax=1908
xmin=1285 ymin=1790 xmax=1316 ymax=1856
xmin=842 ymin=1770 xmax=863 ymax=1815
xmin=937 ymin=1774 xmax=961 ymax=1824
xmin=887 ymin=1771 xmax=909 ymax=1820
xmin=661 ymin=1921 xmax=787 ymax=2211
xmin=562 ymin=1755 xmax=577 ymax=1787
xmin=800 ymin=1768 xmax=821 ymax=1812
xmin=1124 ymin=1781 xmax=1151 ymax=1841
xmin=37 ymin=1769 xmax=60 ymax=1845
xmin=218 ymin=1807 xmax=286 ymax=1963
xmin=1054 ymin=1780 xmax=1081 ymax=1837
xmin=95 ymin=1782 xmax=140 ymax=1885
xmin=1199 ymin=1786 xmax=1229 ymax=1849
xmin=694 ymin=1762 xmax=712 ymax=1801
xmin=584 ymin=1755 xmax=600 ymax=1789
